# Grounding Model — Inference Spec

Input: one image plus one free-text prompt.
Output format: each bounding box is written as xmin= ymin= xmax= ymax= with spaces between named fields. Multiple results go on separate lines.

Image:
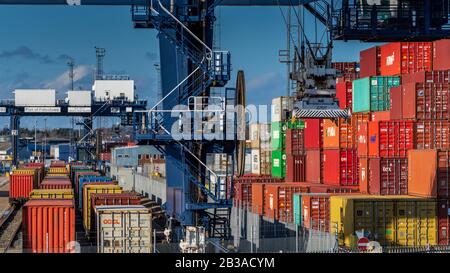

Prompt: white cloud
xmin=43 ymin=65 xmax=92 ymax=90
xmin=246 ymin=71 xmax=282 ymax=93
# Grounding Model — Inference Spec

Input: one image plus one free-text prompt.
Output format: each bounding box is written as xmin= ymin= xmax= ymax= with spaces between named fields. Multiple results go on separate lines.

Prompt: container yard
xmin=0 ymin=1 xmax=449 ymax=270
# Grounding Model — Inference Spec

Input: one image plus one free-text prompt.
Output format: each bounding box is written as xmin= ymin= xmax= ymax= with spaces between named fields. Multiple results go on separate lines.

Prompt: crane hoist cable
xmin=235 ymin=70 xmax=246 ymax=177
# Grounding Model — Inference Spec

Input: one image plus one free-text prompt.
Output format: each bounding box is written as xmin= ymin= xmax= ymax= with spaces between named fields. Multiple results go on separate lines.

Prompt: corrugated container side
xmin=336 ymin=81 xmax=353 ymax=110
xmin=264 ymin=183 xmax=310 ymax=222
xmin=306 ymin=149 xmax=321 ymax=183
xmin=415 ymin=121 xmax=450 ymax=150
xmin=401 ymin=70 xmax=450 ymax=84
xmin=10 ymin=174 xmax=34 ymax=200
xmin=368 ymin=121 xmax=414 ymax=158
xmin=408 ymin=149 xmax=437 ymax=197
xmin=304 ymin=119 xmax=323 ymax=149
xmin=368 ymin=158 xmax=408 ymax=195
xmin=390 ymin=86 xmax=403 ymax=120
xmin=285 ymin=128 xmax=305 ymax=156
xmin=380 ymin=42 xmax=433 ymax=76
xmin=22 ymin=199 xmax=76 ymax=253
xmin=360 ymin=46 xmax=380 ymax=78
xmin=434 ymin=39 xmax=450 ymax=70
xmin=402 ymin=83 xmax=450 ymax=120
xmin=285 ymin=154 xmax=306 ymax=182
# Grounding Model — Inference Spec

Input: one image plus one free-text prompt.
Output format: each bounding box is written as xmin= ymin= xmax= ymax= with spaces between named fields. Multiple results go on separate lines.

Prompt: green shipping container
xmin=271 ymin=122 xmax=288 ymax=150
xmin=352 ymin=76 xmax=400 ymax=113
xmin=293 ymin=193 xmax=302 ymax=226
xmin=288 ymin=119 xmax=305 ymax=130
xmin=271 ymin=149 xmax=286 ymax=178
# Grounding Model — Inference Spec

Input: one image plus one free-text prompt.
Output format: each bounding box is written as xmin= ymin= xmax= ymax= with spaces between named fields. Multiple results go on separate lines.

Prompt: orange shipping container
xmin=264 ymin=183 xmax=310 ymax=222
xmin=408 ymin=149 xmax=437 ymax=197
xmin=323 ymin=119 xmax=354 ymax=149
xmin=359 ymin=157 xmax=369 ymax=193
xmin=22 ymin=199 xmax=76 ymax=253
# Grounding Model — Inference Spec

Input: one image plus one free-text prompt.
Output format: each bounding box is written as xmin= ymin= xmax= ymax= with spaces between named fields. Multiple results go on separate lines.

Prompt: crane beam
xmin=0 ymin=0 xmax=317 ymax=6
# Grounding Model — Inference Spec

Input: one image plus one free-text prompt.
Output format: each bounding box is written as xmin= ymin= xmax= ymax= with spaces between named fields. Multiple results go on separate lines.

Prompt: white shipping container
xmin=67 ymin=90 xmax=92 ymax=106
xmin=271 ymin=96 xmax=294 ymax=122
xmin=251 ymin=149 xmax=261 ymax=175
xmin=95 ymin=205 xmax=152 ymax=253
xmin=14 ymin=89 xmax=56 ymax=107
xmin=93 ymin=80 xmax=135 ymax=102
xmin=244 ymin=153 xmax=252 ymax=174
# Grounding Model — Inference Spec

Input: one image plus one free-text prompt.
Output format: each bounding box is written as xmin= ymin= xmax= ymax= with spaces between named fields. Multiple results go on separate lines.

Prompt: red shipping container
xmin=285 ymin=154 xmax=306 ymax=182
xmin=306 ymin=149 xmax=322 ymax=183
xmin=438 ymin=199 xmax=450 ymax=245
xmin=408 ymin=149 xmax=437 ymax=198
xmin=360 ymin=46 xmax=380 ymax=78
xmin=285 ymin=129 xmax=304 ymax=156
xmin=438 ymin=151 xmax=450 ymax=198
xmin=359 ymin=157 xmax=369 ymax=193
xmin=336 ymin=81 xmax=353 ymax=110
xmin=50 ymin=160 xmax=66 ymax=168
xmin=353 ymin=113 xmax=371 ymax=157
xmin=22 ymin=199 xmax=76 ymax=253
xmin=304 ymin=119 xmax=323 ymax=149
xmin=402 ymin=83 xmax=450 ymax=120
xmin=390 ymin=86 xmax=403 ymax=120
xmin=9 ymin=174 xmax=35 ymax=201
xmin=323 ymin=118 xmax=355 ymax=149
xmin=264 ymin=183 xmax=310 ymax=222
xmin=433 ymin=39 xmax=450 ymax=71
xmin=40 ymin=180 xmax=72 ymax=190
xmin=233 ymin=182 xmax=253 ymax=207
xmin=368 ymin=158 xmax=408 ymax=195
xmin=415 ymin=121 xmax=450 ymax=150
xmin=368 ymin=121 xmax=414 ymax=158
xmin=322 ymin=149 xmax=358 ymax=186
xmin=233 ymin=175 xmax=283 ymax=184
xmin=251 ymin=183 xmax=265 ymax=215
xmin=371 ymin=111 xmax=390 ymax=122
xmin=301 ymin=194 xmax=331 ymax=231
xmin=380 ymin=42 xmax=433 ymax=76
xmin=401 ymin=70 xmax=450 ymax=84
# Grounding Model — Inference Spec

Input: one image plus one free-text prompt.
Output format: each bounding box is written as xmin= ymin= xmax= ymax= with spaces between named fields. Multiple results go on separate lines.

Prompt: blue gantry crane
xmin=0 ymin=0 xmax=449 ymax=240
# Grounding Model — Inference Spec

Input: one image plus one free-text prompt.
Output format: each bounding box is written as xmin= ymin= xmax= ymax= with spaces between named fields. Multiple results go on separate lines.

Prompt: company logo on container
xmin=386 ymin=52 xmax=396 ymax=66
xmin=103 ymin=219 xmax=121 ymax=225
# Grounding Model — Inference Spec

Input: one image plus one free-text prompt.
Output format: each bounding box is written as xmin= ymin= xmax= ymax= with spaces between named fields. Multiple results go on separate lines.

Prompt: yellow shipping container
xmin=30 ymin=189 xmax=74 ymax=199
xmin=82 ymin=184 xmax=122 ymax=233
xmin=46 ymin=173 xmax=69 ymax=177
xmin=48 ymin=167 xmax=68 ymax=174
xmin=330 ymin=195 xmax=437 ymax=247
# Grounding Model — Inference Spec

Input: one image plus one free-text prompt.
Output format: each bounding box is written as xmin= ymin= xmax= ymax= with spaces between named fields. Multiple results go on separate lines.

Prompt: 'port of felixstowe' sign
xmin=24 ymin=107 xmax=61 ymax=113
xmin=68 ymin=107 xmax=91 ymax=113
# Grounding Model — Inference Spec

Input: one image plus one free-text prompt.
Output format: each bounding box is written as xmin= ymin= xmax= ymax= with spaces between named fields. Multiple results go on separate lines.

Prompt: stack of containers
xmin=304 ymin=118 xmax=323 ymax=183
xmin=285 ymin=120 xmax=306 ymax=182
xmin=9 ymin=167 xmax=41 ymax=201
xmin=271 ymin=96 xmax=294 ymax=178
xmin=249 ymin=123 xmax=271 ymax=176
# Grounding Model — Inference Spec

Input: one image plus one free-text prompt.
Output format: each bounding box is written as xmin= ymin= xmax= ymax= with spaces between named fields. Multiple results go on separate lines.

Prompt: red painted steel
xmin=368 ymin=121 xmax=414 ymax=158
xmin=371 ymin=111 xmax=390 ymax=122
xmin=304 ymin=119 xmax=323 ymax=149
xmin=360 ymin=46 xmax=380 ymax=78
xmin=301 ymin=194 xmax=331 ymax=231
xmin=402 ymin=83 xmax=450 ymax=120
xmin=264 ymin=183 xmax=310 ymax=222
xmin=306 ymin=149 xmax=321 ymax=183
xmin=322 ymin=149 xmax=358 ymax=186
xmin=401 ymin=70 xmax=450 ymax=84
xmin=415 ymin=121 xmax=450 ymax=150
xmin=359 ymin=157 xmax=369 ymax=193
xmin=40 ymin=180 xmax=72 ymax=190
xmin=285 ymin=154 xmax=306 ymax=182
xmin=9 ymin=174 xmax=35 ymax=200
xmin=22 ymin=199 xmax=76 ymax=253
xmin=434 ymin=39 xmax=450 ymax=70
xmin=336 ymin=81 xmax=353 ymax=110
xmin=368 ymin=158 xmax=408 ymax=195
xmin=390 ymin=86 xmax=403 ymax=120
xmin=285 ymin=129 xmax=305 ymax=156
xmin=438 ymin=151 xmax=450 ymax=198
xmin=380 ymin=42 xmax=433 ymax=76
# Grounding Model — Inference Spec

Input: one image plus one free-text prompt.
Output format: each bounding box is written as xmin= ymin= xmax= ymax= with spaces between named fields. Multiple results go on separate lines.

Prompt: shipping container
xmin=433 ymin=39 xmax=450 ymax=70
xmin=367 ymin=158 xmax=408 ymax=195
xmin=285 ymin=128 xmax=304 ymax=155
xmin=249 ymin=123 xmax=271 ymax=149
xmin=79 ymin=181 xmax=117 ymax=210
xmin=12 ymin=168 xmax=39 ymax=188
xmin=285 ymin=154 xmax=306 ymax=183
xmin=390 ymin=86 xmax=403 ymax=120
xmin=264 ymin=183 xmax=310 ymax=222
xmin=401 ymin=70 xmax=450 ymax=84
xmin=415 ymin=121 xmax=450 ymax=150
xmin=29 ymin=189 xmax=74 ymax=199
xmin=322 ymin=149 xmax=359 ymax=186
xmin=371 ymin=111 xmax=390 ymax=122
xmin=336 ymin=81 xmax=353 ymax=110
xmin=48 ymin=167 xmax=68 ymax=175
xmin=271 ymin=150 xmax=286 ymax=178
xmin=380 ymin=42 xmax=433 ymax=76
xmin=22 ymin=199 xmax=76 ymax=253
xmin=360 ymin=46 xmax=380 ymax=78
xmin=251 ymin=183 xmax=265 ymax=215
xmin=271 ymin=96 xmax=294 ymax=122
xmin=40 ymin=179 xmax=72 ymax=190
xmin=332 ymin=62 xmax=359 ymax=82
xmin=271 ymin=121 xmax=287 ymax=150
xmin=323 ymin=118 xmax=354 ymax=149
xmin=306 ymin=149 xmax=322 ymax=183
xmin=402 ymin=83 xmax=450 ymax=120
xmin=359 ymin=157 xmax=369 ymax=193
xmin=14 ymin=89 xmax=56 ymax=107
xmin=95 ymin=205 xmax=152 ymax=253
xmin=408 ymin=149 xmax=437 ymax=197
xmin=354 ymin=113 xmax=371 ymax=157
xmin=368 ymin=121 xmax=414 ymax=158
xmin=330 ymin=195 xmax=437 ymax=247
xmin=438 ymin=199 xmax=450 ymax=245
xmin=9 ymin=174 xmax=35 ymax=201
xmin=352 ymin=76 xmax=401 ymax=113
xmin=250 ymin=149 xmax=271 ymax=176
xmin=82 ymin=184 xmax=122 ymax=232
xmin=303 ymin=119 xmax=323 ymax=149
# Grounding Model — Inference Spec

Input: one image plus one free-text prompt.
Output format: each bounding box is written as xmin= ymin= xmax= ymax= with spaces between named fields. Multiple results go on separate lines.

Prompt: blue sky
xmin=0 ymin=5 xmax=379 ymax=129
